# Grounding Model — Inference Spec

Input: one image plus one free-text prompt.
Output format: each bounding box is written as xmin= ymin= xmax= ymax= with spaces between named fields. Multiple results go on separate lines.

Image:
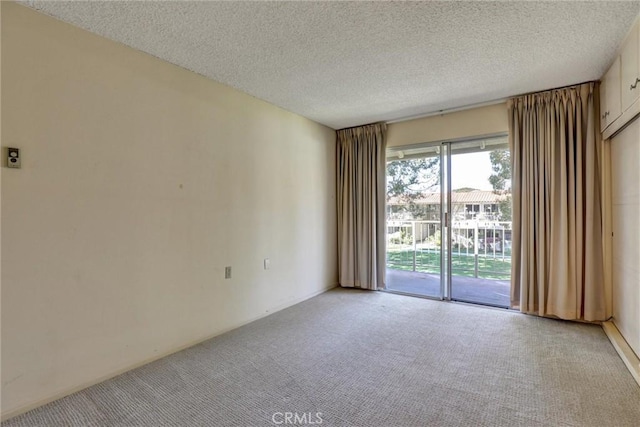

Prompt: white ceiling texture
xmin=23 ymin=1 xmax=640 ymax=129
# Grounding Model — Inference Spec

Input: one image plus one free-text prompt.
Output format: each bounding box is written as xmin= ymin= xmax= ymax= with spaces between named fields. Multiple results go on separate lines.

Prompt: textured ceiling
xmin=23 ymin=1 xmax=640 ymax=129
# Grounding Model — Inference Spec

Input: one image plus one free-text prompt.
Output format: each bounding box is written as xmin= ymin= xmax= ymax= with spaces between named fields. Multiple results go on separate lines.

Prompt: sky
xmin=451 ymin=152 xmax=494 ymax=191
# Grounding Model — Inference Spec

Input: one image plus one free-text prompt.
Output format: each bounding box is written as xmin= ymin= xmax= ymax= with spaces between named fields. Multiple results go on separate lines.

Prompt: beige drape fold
xmin=336 ymin=123 xmax=387 ymax=290
xmin=509 ymin=82 xmax=605 ymax=321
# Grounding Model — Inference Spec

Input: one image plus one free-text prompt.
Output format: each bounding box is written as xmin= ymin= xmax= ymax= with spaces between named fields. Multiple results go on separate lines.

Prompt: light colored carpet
xmin=3 ymin=288 xmax=640 ymax=426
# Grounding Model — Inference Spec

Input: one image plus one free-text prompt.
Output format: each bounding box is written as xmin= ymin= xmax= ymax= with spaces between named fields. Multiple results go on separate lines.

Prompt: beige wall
xmin=387 ymin=103 xmax=508 ymax=148
xmin=1 ymin=2 xmax=337 ymax=417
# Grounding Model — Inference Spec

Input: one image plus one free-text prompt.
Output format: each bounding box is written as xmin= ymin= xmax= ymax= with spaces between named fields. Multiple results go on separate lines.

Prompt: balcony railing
xmin=386 ymin=219 xmax=512 ymax=280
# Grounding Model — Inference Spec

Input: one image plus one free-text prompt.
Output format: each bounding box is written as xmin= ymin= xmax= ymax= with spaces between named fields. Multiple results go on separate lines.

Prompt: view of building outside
xmin=386 ymin=149 xmax=511 ymax=222
xmin=386 ymin=149 xmax=512 ymax=281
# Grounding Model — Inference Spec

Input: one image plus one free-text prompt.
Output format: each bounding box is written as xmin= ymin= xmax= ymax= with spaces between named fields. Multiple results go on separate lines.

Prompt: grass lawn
xmin=387 ymin=249 xmax=511 ymax=280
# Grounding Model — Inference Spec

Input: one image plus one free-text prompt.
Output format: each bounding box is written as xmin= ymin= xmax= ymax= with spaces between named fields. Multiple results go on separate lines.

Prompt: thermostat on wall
xmin=7 ymin=147 xmax=21 ymax=168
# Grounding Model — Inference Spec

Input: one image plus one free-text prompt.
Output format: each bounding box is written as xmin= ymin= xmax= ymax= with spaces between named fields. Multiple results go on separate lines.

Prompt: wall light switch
xmin=7 ymin=148 xmax=20 ymax=168
xmin=225 ymin=266 xmax=232 ymax=279
xmin=264 ymin=258 xmax=270 ymax=270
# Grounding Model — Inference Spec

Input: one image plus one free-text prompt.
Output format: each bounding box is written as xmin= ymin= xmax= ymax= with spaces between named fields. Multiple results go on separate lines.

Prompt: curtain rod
xmin=336 ymin=121 xmax=387 ymax=132
xmin=514 ymin=80 xmax=597 ymax=99
xmin=386 ymin=99 xmax=506 ymax=124
xmin=386 ymin=79 xmax=599 ymax=125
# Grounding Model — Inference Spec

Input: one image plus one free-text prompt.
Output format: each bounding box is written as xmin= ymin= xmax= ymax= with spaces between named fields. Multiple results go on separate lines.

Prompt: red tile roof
xmin=388 ymin=190 xmax=507 ymax=205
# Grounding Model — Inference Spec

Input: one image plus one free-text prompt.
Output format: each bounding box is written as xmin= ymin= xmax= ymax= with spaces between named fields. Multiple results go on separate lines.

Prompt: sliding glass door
xmin=386 ymin=145 xmax=442 ymax=299
xmin=386 ymin=135 xmax=511 ymax=308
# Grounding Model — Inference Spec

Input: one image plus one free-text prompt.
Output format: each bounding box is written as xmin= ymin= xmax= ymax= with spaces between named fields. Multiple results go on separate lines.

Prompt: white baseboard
xmin=1 ymin=284 xmax=336 ymax=422
xmin=602 ymin=320 xmax=640 ymax=387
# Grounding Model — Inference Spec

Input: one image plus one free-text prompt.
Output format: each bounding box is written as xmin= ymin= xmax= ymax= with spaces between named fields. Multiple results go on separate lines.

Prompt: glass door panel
xmin=441 ymin=143 xmax=451 ymax=301
xmin=386 ymin=135 xmax=511 ymax=308
xmin=385 ymin=145 xmax=442 ymax=299
xmin=447 ymin=138 xmax=511 ymax=308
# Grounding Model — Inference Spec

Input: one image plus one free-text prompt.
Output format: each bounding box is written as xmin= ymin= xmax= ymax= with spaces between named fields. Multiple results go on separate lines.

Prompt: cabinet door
xmin=620 ymin=21 xmax=639 ymax=112
xmin=601 ymin=57 xmax=622 ymax=131
xmin=600 ymin=70 xmax=609 ymax=130
xmin=605 ymin=56 xmax=622 ymax=129
xmin=610 ymin=118 xmax=640 ymax=357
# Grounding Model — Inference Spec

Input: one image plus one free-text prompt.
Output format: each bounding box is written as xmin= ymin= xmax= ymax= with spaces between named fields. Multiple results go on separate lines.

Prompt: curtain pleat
xmin=336 ymin=123 xmax=387 ymax=290
xmin=509 ymin=83 xmax=605 ymax=321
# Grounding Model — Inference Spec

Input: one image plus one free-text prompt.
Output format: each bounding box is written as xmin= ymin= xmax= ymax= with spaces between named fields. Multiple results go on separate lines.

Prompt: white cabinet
xmin=610 ymin=118 xmax=640 ymax=358
xmin=600 ymin=56 xmax=621 ymax=131
xmin=620 ymin=20 xmax=640 ymax=113
xmin=601 ymin=16 xmax=640 ymax=139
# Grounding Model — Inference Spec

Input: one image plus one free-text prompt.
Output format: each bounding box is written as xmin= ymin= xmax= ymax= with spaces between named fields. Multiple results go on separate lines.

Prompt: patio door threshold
xmin=380 ymin=288 xmax=443 ymax=302
xmin=381 ymin=288 xmax=514 ymax=311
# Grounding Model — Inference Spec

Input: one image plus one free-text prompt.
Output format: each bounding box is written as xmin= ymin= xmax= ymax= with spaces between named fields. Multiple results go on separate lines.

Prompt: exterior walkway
xmin=386 ymin=268 xmax=510 ymax=307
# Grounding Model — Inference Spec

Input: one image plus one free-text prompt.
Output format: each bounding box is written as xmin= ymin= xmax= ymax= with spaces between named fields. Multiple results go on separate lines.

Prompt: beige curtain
xmin=509 ymin=82 xmax=605 ymax=321
xmin=336 ymin=123 xmax=387 ymax=290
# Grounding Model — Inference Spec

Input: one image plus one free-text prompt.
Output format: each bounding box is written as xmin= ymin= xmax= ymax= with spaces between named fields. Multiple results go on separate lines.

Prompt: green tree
xmin=488 ymin=150 xmax=512 ymax=221
xmin=386 ymin=157 xmax=439 ymax=219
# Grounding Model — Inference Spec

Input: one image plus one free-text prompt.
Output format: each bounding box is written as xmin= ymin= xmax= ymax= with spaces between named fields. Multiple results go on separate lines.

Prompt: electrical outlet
xmin=225 ymin=266 xmax=232 ymax=279
xmin=7 ymin=147 xmax=21 ymax=169
xmin=264 ymin=258 xmax=270 ymax=270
